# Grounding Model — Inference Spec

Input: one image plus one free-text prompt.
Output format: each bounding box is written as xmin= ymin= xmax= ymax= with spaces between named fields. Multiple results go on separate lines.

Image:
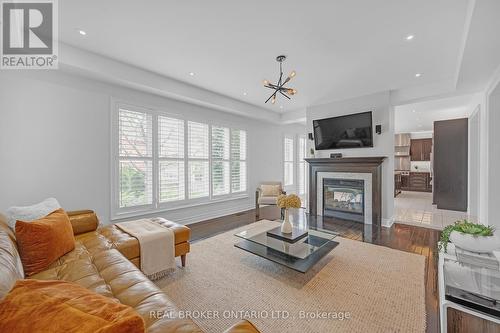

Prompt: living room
xmin=1 ymin=1 xmax=500 ymax=333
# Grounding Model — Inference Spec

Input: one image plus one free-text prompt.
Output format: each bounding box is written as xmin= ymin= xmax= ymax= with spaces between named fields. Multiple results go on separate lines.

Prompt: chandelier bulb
xmin=271 ymin=95 xmax=276 ymax=104
xmin=289 ymin=70 xmax=296 ymax=78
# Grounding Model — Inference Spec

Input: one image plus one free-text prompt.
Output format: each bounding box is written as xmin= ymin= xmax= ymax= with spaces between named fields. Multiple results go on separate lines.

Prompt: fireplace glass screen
xmin=323 ymin=178 xmax=364 ymax=222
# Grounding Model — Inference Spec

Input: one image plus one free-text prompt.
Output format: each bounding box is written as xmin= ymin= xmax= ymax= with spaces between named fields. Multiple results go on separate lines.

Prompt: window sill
xmin=111 ymin=193 xmax=249 ymax=221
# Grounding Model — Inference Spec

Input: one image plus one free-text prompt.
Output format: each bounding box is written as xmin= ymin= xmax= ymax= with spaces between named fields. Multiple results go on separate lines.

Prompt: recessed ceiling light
xmin=412 ymin=110 xmax=416 ymax=113
xmin=415 ymin=73 xmax=422 ymax=77
xmin=78 ymin=30 xmax=87 ymax=36
xmin=243 ymin=92 xmax=247 ymax=96
xmin=280 ymin=105 xmax=283 ymax=109
xmin=189 ymin=72 xmax=195 ymax=76
xmin=406 ymin=35 xmax=414 ymax=40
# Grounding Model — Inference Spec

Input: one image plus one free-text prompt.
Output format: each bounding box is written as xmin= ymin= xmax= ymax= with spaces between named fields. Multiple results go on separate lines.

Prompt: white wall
xmin=410 ymin=131 xmax=433 ymax=139
xmin=306 ymin=91 xmax=395 ymax=226
xmin=0 ymin=71 xmax=305 ymax=225
xmin=469 ymin=106 xmax=480 ymax=219
xmin=487 ymin=83 xmax=500 ymax=228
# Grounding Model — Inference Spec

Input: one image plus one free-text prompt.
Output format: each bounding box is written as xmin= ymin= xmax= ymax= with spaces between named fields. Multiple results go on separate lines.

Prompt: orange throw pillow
xmin=15 ymin=208 xmax=75 ymax=276
xmin=0 ymin=279 xmax=145 ymax=333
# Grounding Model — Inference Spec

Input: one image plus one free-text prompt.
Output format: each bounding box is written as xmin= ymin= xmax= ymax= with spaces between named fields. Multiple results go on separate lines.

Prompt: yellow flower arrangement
xmin=276 ymin=194 xmax=301 ymax=209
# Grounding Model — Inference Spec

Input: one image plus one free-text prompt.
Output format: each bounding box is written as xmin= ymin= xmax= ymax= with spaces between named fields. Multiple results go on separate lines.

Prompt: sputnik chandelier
xmin=263 ymin=55 xmax=297 ymax=104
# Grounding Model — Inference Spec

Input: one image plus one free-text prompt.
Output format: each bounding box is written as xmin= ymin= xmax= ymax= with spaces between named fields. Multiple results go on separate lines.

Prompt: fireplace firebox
xmin=323 ymin=178 xmax=364 ymax=223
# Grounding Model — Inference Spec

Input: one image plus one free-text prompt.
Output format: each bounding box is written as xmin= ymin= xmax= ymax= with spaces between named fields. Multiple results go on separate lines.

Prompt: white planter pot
xmin=449 ymin=231 xmax=500 ymax=253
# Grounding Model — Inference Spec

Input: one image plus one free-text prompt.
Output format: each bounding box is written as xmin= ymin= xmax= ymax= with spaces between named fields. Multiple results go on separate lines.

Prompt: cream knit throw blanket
xmin=116 ymin=219 xmax=175 ymax=280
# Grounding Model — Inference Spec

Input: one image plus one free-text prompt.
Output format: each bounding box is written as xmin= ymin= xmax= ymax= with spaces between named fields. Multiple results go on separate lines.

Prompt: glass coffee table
xmin=234 ymin=220 xmax=339 ymax=273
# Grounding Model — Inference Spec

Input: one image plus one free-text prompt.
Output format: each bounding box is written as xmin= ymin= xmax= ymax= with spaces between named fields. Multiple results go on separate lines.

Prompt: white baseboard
xmin=382 ymin=216 xmax=394 ymax=228
xmin=177 ymin=203 xmax=255 ymax=225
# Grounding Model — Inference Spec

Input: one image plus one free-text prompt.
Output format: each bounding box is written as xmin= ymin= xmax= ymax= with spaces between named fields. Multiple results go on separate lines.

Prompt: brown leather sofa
xmin=0 ymin=211 xmax=260 ymax=333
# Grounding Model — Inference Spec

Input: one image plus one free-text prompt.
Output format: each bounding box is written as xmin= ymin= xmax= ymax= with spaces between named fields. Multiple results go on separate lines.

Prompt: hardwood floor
xmin=188 ymin=206 xmax=498 ymax=333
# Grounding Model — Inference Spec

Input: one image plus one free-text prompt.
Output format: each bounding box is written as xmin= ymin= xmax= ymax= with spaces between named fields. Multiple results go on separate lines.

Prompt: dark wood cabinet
xmin=401 ymin=174 xmax=410 ymax=190
xmin=410 ymin=140 xmax=423 ymax=161
xmin=422 ymin=139 xmax=432 ymax=161
xmin=394 ymin=173 xmax=402 ymax=197
xmin=408 ymin=172 xmax=432 ymax=192
xmin=410 ymin=139 xmax=432 ymax=161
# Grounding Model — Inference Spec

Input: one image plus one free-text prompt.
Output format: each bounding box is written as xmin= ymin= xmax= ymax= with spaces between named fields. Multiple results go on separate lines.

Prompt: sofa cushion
xmin=0 ymin=231 xmax=24 ymax=300
xmin=5 ymin=197 xmax=60 ymax=230
xmin=258 ymin=196 xmax=278 ymax=205
xmin=0 ymin=279 xmax=145 ymax=333
xmin=15 ymin=208 xmax=75 ymax=276
xmin=260 ymin=184 xmax=281 ymax=197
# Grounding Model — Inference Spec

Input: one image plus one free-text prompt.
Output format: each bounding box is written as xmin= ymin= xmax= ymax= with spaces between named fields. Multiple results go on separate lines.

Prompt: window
xmin=113 ymin=104 xmax=248 ymax=217
xmin=284 ymin=136 xmax=294 ymax=186
xmin=188 ymin=121 xmax=209 ymax=199
xmin=158 ymin=116 xmax=185 ymax=202
xmin=212 ymin=126 xmax=230 ymax=196
xmin=298 ymin=136 xmax=307 ymax=195
xmin=118 ymin=109 xmax=153 ymax=208
xmin=231 ymin=129 xmax=247 ymax=192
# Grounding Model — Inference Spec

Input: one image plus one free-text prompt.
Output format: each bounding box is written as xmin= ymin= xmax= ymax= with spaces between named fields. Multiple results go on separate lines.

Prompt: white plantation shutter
xmin=188 ymin=121 xmax=209 ymax=198
xmin=231 ymin=129 xmax=247 ymax=192
xmin=118 ymin=109 xmax=153 ymax=208
xmin=298 ymin=136 xmax=306 ymax=195
xmin=212 ymin=126 xmax=230 ymax=196
xmin=114 ymin=107 xmax=250 ymax=216
xmin=158 ymin=116 xmax=185 ymax=202
xmin=188 ymin=121 xmax=208 ymax=159
xmin=159 ymin=116 xmax=184 ymax=158
xmin=284 ymin=136 xmax=294 ymax=186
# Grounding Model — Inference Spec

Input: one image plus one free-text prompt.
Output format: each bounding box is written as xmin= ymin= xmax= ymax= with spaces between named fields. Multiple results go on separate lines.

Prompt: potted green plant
xmin=439 ymin=220 xmax=497 ymax=253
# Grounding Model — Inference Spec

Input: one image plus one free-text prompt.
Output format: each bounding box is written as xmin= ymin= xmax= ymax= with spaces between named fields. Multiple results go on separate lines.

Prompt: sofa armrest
xmin=66 ymin=210 xmax=99 ymax=235
xmin=223 ymin=320 xmax=261 ymax=333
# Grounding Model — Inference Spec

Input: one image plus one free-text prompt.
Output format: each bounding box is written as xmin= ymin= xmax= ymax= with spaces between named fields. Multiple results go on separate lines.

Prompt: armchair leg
xmin=181 ymin=254 xmax=186 ymax=267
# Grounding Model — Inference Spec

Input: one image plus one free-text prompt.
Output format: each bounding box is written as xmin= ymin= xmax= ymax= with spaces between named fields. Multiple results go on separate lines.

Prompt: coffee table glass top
xmin=234 ymin=222 xmax=338 ymax=259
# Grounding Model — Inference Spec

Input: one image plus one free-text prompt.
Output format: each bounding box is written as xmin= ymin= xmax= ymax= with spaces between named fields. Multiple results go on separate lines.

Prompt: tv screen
xmin=313 ymin=111 xmax=373 ymax=150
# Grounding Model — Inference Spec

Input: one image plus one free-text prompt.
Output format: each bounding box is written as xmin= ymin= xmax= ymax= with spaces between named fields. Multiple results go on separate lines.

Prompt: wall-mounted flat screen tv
xmin=313 ymin=111 xmax=373 ymax=150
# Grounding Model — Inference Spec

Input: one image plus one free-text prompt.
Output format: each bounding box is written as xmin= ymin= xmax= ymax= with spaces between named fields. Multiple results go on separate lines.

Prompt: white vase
xmin=449 ymin=231 xmax=500 ymax=253
xmin=281 ymin=209 xmax=293 ymax=234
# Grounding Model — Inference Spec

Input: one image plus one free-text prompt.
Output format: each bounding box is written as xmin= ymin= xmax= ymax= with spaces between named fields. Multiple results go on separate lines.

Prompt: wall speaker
xmin=330 ymin=153 xmax=343 ymax=159
xmin=308 ymin=132 xmax=314 ymax=140
xmin=375 ymin=125 xmax=382 ymax=135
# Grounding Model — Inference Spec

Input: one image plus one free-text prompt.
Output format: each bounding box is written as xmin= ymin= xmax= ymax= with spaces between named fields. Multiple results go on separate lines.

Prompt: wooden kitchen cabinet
xmin=409 ymin=172 xmax=432 ymax=192
xmin=410 ymin=139 xmax=432 ymax=161
xmin=401 ymin=174 xmax=410 ymax=190
xmin=422 ymin=139 xmax=432 ymax=161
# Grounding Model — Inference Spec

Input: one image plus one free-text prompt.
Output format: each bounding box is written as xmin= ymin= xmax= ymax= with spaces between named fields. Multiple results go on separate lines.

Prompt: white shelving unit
xmin=438 ymin=243 xmax=500 ymax=332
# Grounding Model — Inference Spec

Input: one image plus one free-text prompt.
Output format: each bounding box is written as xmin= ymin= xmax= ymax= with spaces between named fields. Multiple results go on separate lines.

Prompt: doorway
xmin=393 ymin=95 xmax=479 ymax=230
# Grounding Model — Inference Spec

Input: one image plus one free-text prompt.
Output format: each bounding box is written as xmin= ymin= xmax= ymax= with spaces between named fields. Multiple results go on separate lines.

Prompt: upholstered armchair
xmin=255 ymin=181 xmax=286 ymax=218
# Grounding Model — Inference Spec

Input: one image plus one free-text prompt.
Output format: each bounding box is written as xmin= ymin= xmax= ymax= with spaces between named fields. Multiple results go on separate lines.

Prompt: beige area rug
xmin=156 ymin=220 xmax=426 ymax=333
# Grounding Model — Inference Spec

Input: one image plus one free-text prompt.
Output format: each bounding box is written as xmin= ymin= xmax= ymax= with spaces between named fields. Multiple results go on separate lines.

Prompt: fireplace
xmin=305 ymin=157 xmax=386 ymax=227
xmin=323 ymin=178 xmax=364 ymax=222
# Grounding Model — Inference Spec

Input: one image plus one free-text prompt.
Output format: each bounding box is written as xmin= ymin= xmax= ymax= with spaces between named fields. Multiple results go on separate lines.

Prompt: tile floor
xmin=394 ymin=191 xmax=476 ymax=230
